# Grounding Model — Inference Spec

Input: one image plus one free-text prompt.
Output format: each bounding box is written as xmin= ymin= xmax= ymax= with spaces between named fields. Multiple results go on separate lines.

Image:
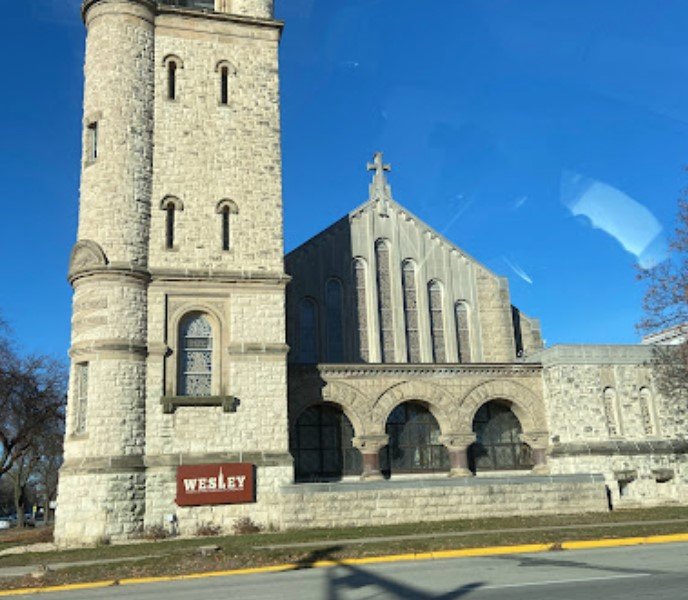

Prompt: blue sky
xmin=1 ymin=0 xmax=687 ymax=358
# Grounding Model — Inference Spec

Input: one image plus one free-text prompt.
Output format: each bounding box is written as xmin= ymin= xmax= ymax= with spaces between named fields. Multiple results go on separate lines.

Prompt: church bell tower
xmin=56 ymin=0 xmax=289 ymax=546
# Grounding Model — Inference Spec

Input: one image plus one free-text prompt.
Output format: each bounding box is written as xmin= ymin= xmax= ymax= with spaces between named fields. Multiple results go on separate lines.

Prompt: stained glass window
xmin=428 ymin=280 xmax=446 ymax=363
xmin=179 ymin=313 xmax=213 ymax=396
xmin=376 ymin=240 xmax=394 ymax=362
xmin=402 ymin=260 xmax=420 ymax=362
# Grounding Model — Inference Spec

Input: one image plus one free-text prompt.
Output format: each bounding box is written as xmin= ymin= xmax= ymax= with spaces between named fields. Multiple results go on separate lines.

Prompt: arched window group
xmin=290 ymin=398 xmax=533 ymax=482
xmin=375 ymin=240 xmax=394 ymax=362
xmin=325 ymin=279 xmax=344 ymax=362
xmin=164 ymin=55 xmax=236 ymax=105
xmin=298 ymin=298 xmax=318 ymax=363
xmin=402 ymin=260 xmax=420 ymax=362
xmin=161 ymin=197 xmax=238 ymax=252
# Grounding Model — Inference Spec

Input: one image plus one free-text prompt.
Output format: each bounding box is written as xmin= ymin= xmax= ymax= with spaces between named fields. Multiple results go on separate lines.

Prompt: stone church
xmin=55 ymin=0 xmax=687 ymax=546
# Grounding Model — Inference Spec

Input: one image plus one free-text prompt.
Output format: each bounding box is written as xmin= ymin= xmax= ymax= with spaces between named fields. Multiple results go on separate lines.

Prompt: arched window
xmin=428 ymin=280 xmax=446 ymax=363
xmin=292 ymin=404 xmax=361 ymax=482
xmin=468 ymin=400 xmax=533 ymax=472
xmin=163 ymin=55 xmax=183 ymax=101
xmin=639 ymin=387 xmax=659 ymax=436
xmin=603 ymin=387 xmax=622 ymax=436
xmin=402 ymin=260 xmax=420 ymax=362
xmin=325 ymin=278 xmax=344 ymax=362
xmin=455 ymin=301 xmax=471 ymax=363
xmin=216 ymin=199 xmax=238 ymax=251
xmin=375 ymin=239 xmax=394 ymax=362
xmin=298 ymin=298 xmax=318 ymax=363
xmin=178 ymin=313 xmax=213 ymax=397
xmin=380 ymin=401 xmax=449 ymax=476
xmin=353 ymin=258 xmax=369 ymax=361
xmin=215 ymin=61 xmax=236 ymax=106
xmin=160 ymin=196 xmax=183 ymax=250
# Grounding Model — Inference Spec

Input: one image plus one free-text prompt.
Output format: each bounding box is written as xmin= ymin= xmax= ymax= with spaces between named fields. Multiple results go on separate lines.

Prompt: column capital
xmin=352 ymin=434 xmax=389 ymax=453
xmin=439 ymin=432 xmax=476 ymax=451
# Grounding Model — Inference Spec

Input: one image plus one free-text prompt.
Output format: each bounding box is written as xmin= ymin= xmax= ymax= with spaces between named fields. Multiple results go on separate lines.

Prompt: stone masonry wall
xmin=538 ymin=345 xmax=688 ymax=507
xmin=278 ymin=475 xmax=608 ymax=530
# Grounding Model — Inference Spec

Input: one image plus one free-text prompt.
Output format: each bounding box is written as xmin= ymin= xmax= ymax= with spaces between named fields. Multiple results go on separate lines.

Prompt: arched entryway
xmin=468 ymin=400 xmax=533 ymax=473
xmin=292 ymin=403 xmax=362 ymax=482
xmin=380 ymin=401 xmax=449 ymax=477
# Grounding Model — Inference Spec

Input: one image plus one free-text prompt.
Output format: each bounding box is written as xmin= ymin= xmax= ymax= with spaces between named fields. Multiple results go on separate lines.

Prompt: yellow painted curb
xmin=0 ymin=532 xmax=687 ymax=597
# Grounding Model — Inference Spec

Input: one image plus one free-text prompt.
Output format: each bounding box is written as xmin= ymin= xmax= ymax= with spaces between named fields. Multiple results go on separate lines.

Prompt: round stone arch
xmin=457 ymin=379 xmax=543 ymax=435
xmin=372 ymin=380 xmax=452 ymax=436
xmin=288 ymin=380 xmax=367 ymax=440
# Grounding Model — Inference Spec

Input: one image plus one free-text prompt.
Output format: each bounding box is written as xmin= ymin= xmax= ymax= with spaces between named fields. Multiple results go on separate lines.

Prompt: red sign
xmin=176 ymin=463 xmax=255 ymax=506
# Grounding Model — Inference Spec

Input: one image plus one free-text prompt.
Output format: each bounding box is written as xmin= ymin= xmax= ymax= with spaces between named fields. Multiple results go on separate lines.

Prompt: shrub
xmin=141 ymin=524 xmax=171 ymax=540
xmin=232 ymin=516 xmax=261 ymax=535
xmin=195 ymin=522 xmax=222 ymax=537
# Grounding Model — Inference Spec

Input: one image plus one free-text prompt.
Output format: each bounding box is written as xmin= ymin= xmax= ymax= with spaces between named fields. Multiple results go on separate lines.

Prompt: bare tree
xmin=638 ymin=194 xmax=688 ymax=398
xmin=0 ymin=320 xmax=67 ymax=494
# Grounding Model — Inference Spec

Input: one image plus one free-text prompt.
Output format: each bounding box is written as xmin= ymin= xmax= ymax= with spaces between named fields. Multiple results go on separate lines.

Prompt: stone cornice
xmin=290 ymin=362 xmax=543 ymax=379
xmin=528 ymin=345 xmax=654 ymax=366
xmin=550 ymin=439 xmax=688 ymax=457
xmin=150 ymin=268 xmax=290 ymax=286
xmin=69 ymin=263 xmax=151 ymax=286
xmin=157 ymin=4 xmax=284 ymax=32
xmin=70 ymin=340 xmax=148 ymax=360
xmin=145 ymin=451 xmax=293 ymax=468
xmin=227 ymin=342 xmax=289 ymax=356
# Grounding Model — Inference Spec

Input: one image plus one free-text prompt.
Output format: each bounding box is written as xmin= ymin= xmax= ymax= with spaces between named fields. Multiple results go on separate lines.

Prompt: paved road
xmin=7 ymin=542 xmax=688 ymax=599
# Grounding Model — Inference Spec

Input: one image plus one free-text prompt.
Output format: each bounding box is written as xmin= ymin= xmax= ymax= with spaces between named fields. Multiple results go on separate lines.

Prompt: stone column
xmin=353 ymin=435 xmax=389 ymax=481
xmin=439 ymin=433 xmax=476 ymax=477
xmin=520 ymin=431 xmax=549 ymax=474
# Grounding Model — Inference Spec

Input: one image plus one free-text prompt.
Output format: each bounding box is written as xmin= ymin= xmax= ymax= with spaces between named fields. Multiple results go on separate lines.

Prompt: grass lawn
xmin=0 ymin=506 xmax=686 ymax=591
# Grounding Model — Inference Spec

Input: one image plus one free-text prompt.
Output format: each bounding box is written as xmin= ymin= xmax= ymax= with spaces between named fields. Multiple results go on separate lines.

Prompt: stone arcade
xmin=55 ymin=0 xmax=688 ymax=546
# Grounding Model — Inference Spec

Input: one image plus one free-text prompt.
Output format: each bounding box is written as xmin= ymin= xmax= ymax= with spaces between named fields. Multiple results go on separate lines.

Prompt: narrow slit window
xmin=220 ymin=66 xmax=229 ymax=105
xmin=165 ymin=204 xmax=175 ymax=249
xmin=168 ymin=61 xmax=177 ymax=100
xmin=222 ymin=206 xmax=231 ymax=250
xmin=87 ymin=122 xmax=98 ymax=162
xmin=74 ymin=362 xmax=89 ymax=434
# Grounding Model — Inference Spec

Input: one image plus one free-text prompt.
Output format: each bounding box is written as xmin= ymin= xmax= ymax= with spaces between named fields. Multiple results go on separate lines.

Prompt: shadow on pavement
xmin=290 ymin=546 xmax=484 ymax=599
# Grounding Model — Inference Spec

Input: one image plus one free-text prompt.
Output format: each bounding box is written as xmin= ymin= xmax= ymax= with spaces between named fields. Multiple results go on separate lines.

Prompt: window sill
xmin=161 ymin=395 xmax=239 ymax=414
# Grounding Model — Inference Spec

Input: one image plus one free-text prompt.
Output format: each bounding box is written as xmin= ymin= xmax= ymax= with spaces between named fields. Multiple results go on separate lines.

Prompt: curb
xmin=1 ymin=532 xmax=687 ymax=597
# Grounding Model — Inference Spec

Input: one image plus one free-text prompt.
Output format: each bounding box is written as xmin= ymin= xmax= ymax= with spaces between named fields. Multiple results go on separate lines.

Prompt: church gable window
xmin=402 ymin=260 xmax=420 ymax=363
xmin=428 ymin=280 xmax=446 ymax=363
xmin=178 ymin=313 xmax=213 ymax=397
xmin=455 ymin=301 xmax=471 ymax=363
xmin=353 ymin=258 xmax=369 ymax=362
xmin=298 ymin=298 xmax=318 ymax=363
xmin=325 ymin=278 xmax=344 ymax=363
xmin=375 ymin=239 xmax=394 ymax=362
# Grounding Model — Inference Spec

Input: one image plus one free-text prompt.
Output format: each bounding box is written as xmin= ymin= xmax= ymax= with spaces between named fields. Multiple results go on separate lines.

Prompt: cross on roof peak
xmin=367 ymin=151 xmax=391 ymax=177
xmin=367 ymin=152 xmax=393 ymax=215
